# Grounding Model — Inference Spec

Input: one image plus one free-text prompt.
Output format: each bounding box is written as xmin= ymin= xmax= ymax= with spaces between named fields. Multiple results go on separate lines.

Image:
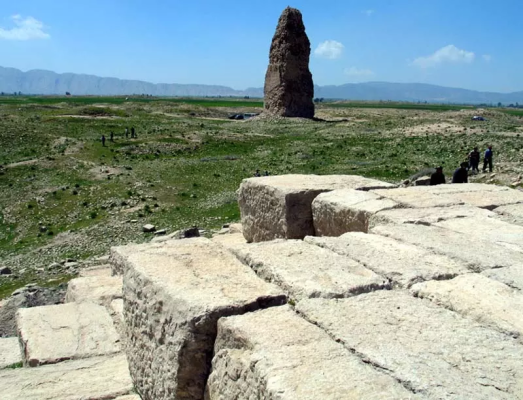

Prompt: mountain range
xmin=1 ymin=66 xmax=523 ymax=105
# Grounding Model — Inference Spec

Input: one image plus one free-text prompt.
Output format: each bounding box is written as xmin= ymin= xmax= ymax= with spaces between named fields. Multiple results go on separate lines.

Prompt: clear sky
xmin=0 ymin=0 xmax=522 ymax=92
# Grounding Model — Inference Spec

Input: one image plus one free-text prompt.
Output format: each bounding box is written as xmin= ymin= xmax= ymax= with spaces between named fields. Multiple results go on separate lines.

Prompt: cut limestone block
xmin=483 ymin=267 xmax=523 ymax=291
xmin=79 ymin=265 xmax=112 ymax=277
xmin=305 ymin=233 xmax=468 ymax=288
xmin=297 ymin=292 xmax=523 ymax=399
xmin=65 ymin=276 xmax=122 ymax=306
xmin=238 ymin=174 xmax=394 ymax=242
xmin=206 ymin=306 xmax=418 ymax=400
xmin=441 ymin=188 xmax=523 ymax=210
xmin=229 ymin=240 xmax=389 ymax=301
xmin=311 ymin=189 xmax=398 ymax=236
xmin=115 ymin=396 xmax=142 ymax=400
xmin=116 ymin=237 xmax=286 ymax=400
xmin=0 ymin=354 xmax=133 ymax=400
xmin=494 ymin=203 xmax=523 ymax=226
xmin=16 ymin=302 xmax=121 ymax=367
xmin=372 ymin=223 xmax=523 ymax=272
xmin=411 ymin=274 xmax=523 ymax=338
xmin=0 ymin=337 xmax=21 ymax=369
xmin=211 ymin=232 xmax=247 ymax=249
xmin=413 ymin=182 xmax=509 ymax=195
xmin=371 ymin=187 xmax=462 ymax=208
xmin=369 ymin=205 xmax=496 ymax=228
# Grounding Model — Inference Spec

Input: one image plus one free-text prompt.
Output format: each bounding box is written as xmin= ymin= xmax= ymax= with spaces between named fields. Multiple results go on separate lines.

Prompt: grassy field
xmin=1 ymin=96 xmax=522 ymax=298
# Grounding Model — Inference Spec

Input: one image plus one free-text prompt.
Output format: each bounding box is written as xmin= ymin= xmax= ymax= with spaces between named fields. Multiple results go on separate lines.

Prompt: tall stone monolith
xmin=264 ymin=7 xmax=314 ymax=118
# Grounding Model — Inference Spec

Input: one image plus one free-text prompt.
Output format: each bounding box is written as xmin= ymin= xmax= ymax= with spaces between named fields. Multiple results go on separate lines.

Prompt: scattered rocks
xmin=153 ymin=229 xmax=166 ymax=236
xmin=142 ymin=224 xmax=155 ymax=233
xmin=0 ymin=266 xmax=12 ymax=275
xmin=182 ymin=226 xmax=200 ymax=238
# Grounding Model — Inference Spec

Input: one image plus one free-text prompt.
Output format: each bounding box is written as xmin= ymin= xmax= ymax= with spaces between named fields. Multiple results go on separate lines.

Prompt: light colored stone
xmin=109 ymin=298 xmax=125 ymax=335
xmin=372 ymin=187 xmax=462 ymax=208
xmin=238 ymin=174 xmax=394 ymax=242
xmin=65 ymin=275 xmax=122 ymax=306
xmin=312 ymin=189 xmax=398 ymax=236
xmin=483 ymin=267 xmax=523 ymax=291
xmin=78 ymin=265 xmax=112 ymax=277
xmin=0 ymin=354 xmax=133 ymax=400
xmin=0 ymin=337 xmax=21 ymax=369
xmin=142 ymin=224 xmax=155 ymax=232
xmin=494 ymin=204 xmax=523 ymax=226
xmin=297 ymin=291 xmax=523 ymax=399
xmin=116 ymin=237 xmax=286 ymax=400
xmin=115 ymin=396 xmax=141 ymax=400
xmin=211 ymin=232 xmax=247 ymax=249
xmin=229 ymin=240 xmax=389 ymax=301
xmin=372 ymin=223 xmax=523 ymax=271
xmin=411 ymin=274 xmax=523 ymax=338
xmin=206 ymin=306 xmax=418 ymax=400
xmin=414 ymin=182 xmax=509 ymax=195
xmin=442 ymin=188 xmax=523 ymax=210
xmin=369 ymin=205 xmax=496 ymax=228
xmin=16 ymin=302 xmax=121 ymax=367
xmin=229 ymin=223 xmax=242 ymax=233
xmin=305 ymin=233 xmax=468 ymax=288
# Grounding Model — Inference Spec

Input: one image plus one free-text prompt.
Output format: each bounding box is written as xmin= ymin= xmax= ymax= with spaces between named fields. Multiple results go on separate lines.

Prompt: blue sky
xmin=0 ymin=0 xmax=522 ymax=92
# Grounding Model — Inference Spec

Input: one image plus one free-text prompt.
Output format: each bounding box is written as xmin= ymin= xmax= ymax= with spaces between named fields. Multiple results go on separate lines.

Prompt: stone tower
xmin=264 ymin=7 xmax=315 ymax=118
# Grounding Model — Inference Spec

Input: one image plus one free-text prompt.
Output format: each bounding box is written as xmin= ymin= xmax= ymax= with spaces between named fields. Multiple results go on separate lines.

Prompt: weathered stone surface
xmin=372 ymin=223 xmax=523 ymax=271
xmin=297 ymin=291 xmax=523 ymax=399
xmin=312 ymin=189 xmax=398 ymax=235
xmin=494 ymin=203 xmax=523 ymax=226
xmin=79 ymin=265 xmax=112 ymax=277
xmin=16 ymin=302 xmax=121 ymax=367
xmin=65 ymin=275 xmax=122 ymax=306
xmin=305 ymin=233 xmax=467 ymax=288
xmin=0 ymin=337 xmax=21 ymax=368
xmin=115 ymin=396 xmax=141 ymax=400
xmin=229 ymin=240 xmax=389 ymax=301
xmin=239 ymin=174 xmax=393 ymax=242
xmin=264 ymin=7 xmax=314 ymax=118
xmin=372 ymin=187 xmax=462 ymax=208
xmin=206 ymin=306 xmax=417 ymax=400
xmin=411 ymin=274 xmax=523 ymax=338
xmin=211 ymin=232 xmax=247 ymax=249
xmin=442 ymin=188 xmax=523 ymax=210
xmin=142 ymin=224 xmax=155 ymax=232
xmin=415 ymin=182 xmax=509 ymax=195
xmin=483 ymin=267 xmax=523 ymax=291
xmin=118 ymin=237 xmax=286 ymax=400
xmin=0 ymin=354 xmax=133 ymax=400
xmin=369 ymin=205 xmax=496 ymax=228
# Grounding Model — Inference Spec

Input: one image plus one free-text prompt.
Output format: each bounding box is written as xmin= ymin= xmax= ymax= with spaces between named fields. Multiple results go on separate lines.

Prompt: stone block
xmin=79 ymin=265 xmax=112 ymax=277
xmin=442 ymin=188 xmax=523 ymax=210
xmin=311 ymin=189 xmax=398 ymax=236
xmin=305 ymin=233 xmax=468 ymax=288
xmin=0 ymin=337 xmax=21 ymax=369
xmin=297 ymin=291 xmax=523 ymax=399
xmin=0 ymin=354 xmax=133 ymax=400
xmin=372 ymin=187 xmax=462 ymax=208
xmin=117 ymin=237 xmax=286 ymax=400
xmin=411 ymin=274 xmax=523 ymax=338
xmin=206 ymin=306 xmax=417 ymax=399
xmin=16 ymin=302 xmax=121 ymax=367
xmin=211 ymin=232 xmax=247 ymax=249
xmin=415 ymin=182 xmax=509 ymax=195
xmin=494 ymin=203 xmax=523 ymax=226
xmin=229 ymin=239 xmax=389 ymax=301
xmin=238 ymin=174 xmax=394 ymax=242
xmin=65 ymin=275 xmax=122 ymax=306
xmin=372 ymin=223 xmax=523 ymax=271
xmin=483 ymin=267 xmax=523 ymax=291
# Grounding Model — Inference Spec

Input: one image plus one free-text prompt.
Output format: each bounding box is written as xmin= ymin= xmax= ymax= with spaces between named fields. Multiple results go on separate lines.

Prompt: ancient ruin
xmin=264 ymin=7 xmax=315 ymax=118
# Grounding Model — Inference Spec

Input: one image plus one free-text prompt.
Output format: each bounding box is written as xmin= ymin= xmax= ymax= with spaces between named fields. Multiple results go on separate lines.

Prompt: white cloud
xmin=314 ymin=40 xmax=344 ymax=60
xmin=344 ymin=67 xmax=374 ymax=77
xmin=412 ymin=45 xmax=475 ymax=68
xmin=482 ymin=54 xmax=492 ymax=62
xmin=362 ymin=9 xmax=374 ymax=16
xmin=0 ymin=15 xmax=50 ymax=40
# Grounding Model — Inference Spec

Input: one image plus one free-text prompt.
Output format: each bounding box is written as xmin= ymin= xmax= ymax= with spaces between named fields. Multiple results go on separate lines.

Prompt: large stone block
xmin=494 ymin=203 xmax=523 ymax=226
xmin=483 ymin=266 xmax=523 ymax=291
xmin=305 ymin=233 xmax=468 ymax=288
xmin=371 ymin=187 xmax=462 ymax=208
xmin=206 ymin=306 xmax=417 ymax=399
xmin=16 ymin=302 xmax=121 ymax=367
xmin=0 ymin=354 xmax=133 ymax=400
xmin=79 ymin=265 xmax=112 ymax=277
xmin=311 ymin=189 xmax=398 ymax=236
xmin=211 ymin=232 xmax=247 ymax=249
xmin=238 ymin=175 xmax=394 ymax=242
xmin=442 ymin=188 xmax=523 ymax=210
xmin=0 ymin=337 xmax=21 ymax=369
xmin=65 ymin=275 xmax=122 ymax=306
xmin=414 ymin=182 xmax=509 ymax=195
xmin=411 ymin=274 xmax=523 ymax=338
xmin=116 ymin=238 xmax=286 ymax=400
xmin=372 ymin=223 xmax=523 ymax=271
xmin=297 ymin=291 xmax=523 ymax=399
xmin=229 ymin=239 xmax=389 ymax=301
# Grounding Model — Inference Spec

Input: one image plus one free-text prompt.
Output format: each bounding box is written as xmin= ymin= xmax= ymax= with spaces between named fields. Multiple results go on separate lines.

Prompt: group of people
xmin=430 ymin=145 xmax=494 ymax=185
xmin=254 ymin=169 xmax=270 ymax=177
xmin=101 ymin=127 xmax=136 ymax=146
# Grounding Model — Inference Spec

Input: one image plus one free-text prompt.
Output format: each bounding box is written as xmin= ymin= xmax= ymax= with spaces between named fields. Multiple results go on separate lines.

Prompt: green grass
xmin=326 ymin=101 xmax=475 ymax=112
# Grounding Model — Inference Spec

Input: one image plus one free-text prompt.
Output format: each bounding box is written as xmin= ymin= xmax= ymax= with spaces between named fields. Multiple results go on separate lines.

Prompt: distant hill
xmin=1 ymin=66 xmax=523 ymax=105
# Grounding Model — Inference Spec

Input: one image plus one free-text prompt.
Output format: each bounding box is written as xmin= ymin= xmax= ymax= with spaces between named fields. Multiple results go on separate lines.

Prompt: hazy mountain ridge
xmin=1 ymin=66 xmax=523 ymax=104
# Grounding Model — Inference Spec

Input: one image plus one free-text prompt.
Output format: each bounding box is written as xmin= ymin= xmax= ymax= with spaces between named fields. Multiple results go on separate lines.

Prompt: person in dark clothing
xmin=254 ymin=169 xmax=261 ymax=177
xmin=483 ymin=146 xmax=493 ymax=172
xmin=452 ymin=162 xmax=469 ymax=183
xmin=101 ymin=135 xmax=106 ymax=147
xmin=110 ymin=131 xmax=114 ymax=142
xmin=430 ymin=166 xmax=446 ymax=186
xmin=131 ymin=127 xmax=136 ymax=138
xmin=125 ymin=128 xmax=129 ymax=139
xmin=468 ymin=147 xmax=480 ymax=172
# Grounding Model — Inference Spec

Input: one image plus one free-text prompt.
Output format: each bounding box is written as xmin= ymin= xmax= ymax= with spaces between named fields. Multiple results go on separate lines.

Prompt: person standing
xmin=110 ymin=131 xmax=114 ymax=142
xmin=483 ymin=145 xmax=493 ymax=172
xmin=125 ymin=127 xmax=129 ymax=139
xmin=101 ymin=135 xmax=106 ymax=147
xmin=452 ymin=162 xmax=469 ymax=183
xmin=131 ymin=127 xmax=136 ymax=138
xmin=468 ymin=147 xmax=480 ymax=172
xmin=430 ymin=166 xmax=446 ymax=185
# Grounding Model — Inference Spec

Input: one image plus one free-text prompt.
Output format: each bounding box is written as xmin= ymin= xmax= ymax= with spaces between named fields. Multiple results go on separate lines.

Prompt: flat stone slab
xmin=442 ymin=188 xmax=523 ymax=210
xmin=228 ymin=239 xmax=389 ymax=301
xmin=312 ymin=189 xmax=398 ymax=236
xmin=65 ymin=276 xmax=122 ymax=306
xmin=372 ymin=223 xmax=523 ymax=271
xmin=414 ymin=183 xmax=509 ymax=195
xmin=211 ymin=232 xmax=247 ymax=248
xmin=238 ymin=174 xmax=393 ymax=242
xmin=297 ymin=291 xmax=523 ymax=399
xmin=494 ymin=203 xmax=523 ymax=226
xmin=115 ymin=237 xmax=286 ymax=400
xmin=411 ymin=274 xmax=523 ymax=338
xmin=79 ymin=265 xmax=112 ymax=277
xmin=0 ymin=354 xmax=133 ymax=400
xmin=483 ymin=267 xmax=523 ymax=291
xmin=372 ymin=187 xmax=462 ymax=208
xmin=305 ymin=233 xmax=468 ymax=288
xmin=16 ymin=302 xmax=121 ymax=367
xmin=206 ymin=306 xmax=417 ymax=399
xmin=0 ymin=337 xmax=21 ymax=369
